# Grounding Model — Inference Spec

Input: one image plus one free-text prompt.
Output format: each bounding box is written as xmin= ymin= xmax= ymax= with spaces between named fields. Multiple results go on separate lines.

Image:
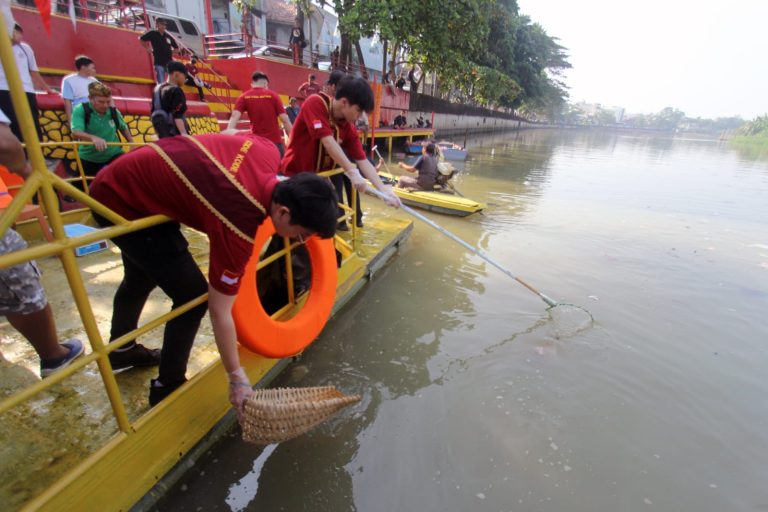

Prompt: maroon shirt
xmin=233 ymin=87 xmax=286 ymax=144
xmin=280 ymin=93 xmax=365 ymax=175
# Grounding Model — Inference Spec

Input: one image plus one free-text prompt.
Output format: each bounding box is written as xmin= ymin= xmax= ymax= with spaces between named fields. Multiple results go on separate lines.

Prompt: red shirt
xmin=298 ymin=81 xmax=321 ymax=98
xmin=91 ymin=134 xmax=280 ymax=295
xmin=280 ymin=93 xmax=365 ymax=175
xmin=233 ymin=87 xmax=286 ymax=144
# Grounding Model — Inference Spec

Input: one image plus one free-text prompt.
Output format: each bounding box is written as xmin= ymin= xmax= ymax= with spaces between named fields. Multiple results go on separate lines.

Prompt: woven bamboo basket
xmin=241 ymin=386 xmax=361 ymax=444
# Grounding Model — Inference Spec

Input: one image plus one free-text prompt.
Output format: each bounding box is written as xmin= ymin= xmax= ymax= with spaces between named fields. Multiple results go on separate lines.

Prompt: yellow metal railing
xmin=0 ymin=8 xmax=361 ymax=429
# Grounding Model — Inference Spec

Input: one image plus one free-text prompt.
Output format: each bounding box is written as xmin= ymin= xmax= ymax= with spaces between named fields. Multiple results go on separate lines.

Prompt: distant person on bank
xmin=140 ymin=18 xmax=179 ymax=83
xmin=60 ymin=55 xmax=98 ymax=121
xmin=397 ymin=142 xmax=439 ymax=191
xmin=0 ymin=23 xmax=55 ymax=142
xmin=90 ymin=133 xmax=339 ymax=414
xmin=70 ymin=82 xmax=133 ymax=184
xmin=226 ymin=72 xmax=292 ymax=156
xmin=0 ymin=108 xmax=84 ymax=377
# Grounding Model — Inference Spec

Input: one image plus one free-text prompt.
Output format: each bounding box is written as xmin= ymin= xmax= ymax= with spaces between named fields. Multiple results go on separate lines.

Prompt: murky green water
xmin=158 ymin=129 xmax=768 ymax=512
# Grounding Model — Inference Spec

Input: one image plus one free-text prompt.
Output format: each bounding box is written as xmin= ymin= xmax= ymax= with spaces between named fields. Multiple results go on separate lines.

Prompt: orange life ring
xmin=233 ymin=218 xmax=337 ymax=358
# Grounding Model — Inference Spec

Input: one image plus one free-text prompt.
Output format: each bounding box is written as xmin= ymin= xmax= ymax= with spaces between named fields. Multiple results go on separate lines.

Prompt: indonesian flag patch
xmin=221 ymin=270 xmax=240 ymax=286
xmin=312 ymin=119 xmax=323 ymax=129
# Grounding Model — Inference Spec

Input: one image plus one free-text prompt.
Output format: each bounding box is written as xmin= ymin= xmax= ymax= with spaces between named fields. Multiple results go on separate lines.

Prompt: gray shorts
xmin=0 ymin=229 xmax=47 ymax=316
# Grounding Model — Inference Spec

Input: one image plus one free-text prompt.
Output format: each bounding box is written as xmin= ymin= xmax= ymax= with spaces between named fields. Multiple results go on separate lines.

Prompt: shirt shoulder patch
xmin=221 ymin=269 xmax=240 ymax=286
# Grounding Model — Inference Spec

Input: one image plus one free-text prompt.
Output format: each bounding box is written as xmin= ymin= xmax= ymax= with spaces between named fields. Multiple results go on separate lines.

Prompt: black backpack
xmin=82 ymin=103 xmax=121 ymax=139
xmin=150 ymin=83 xmax=179 ymax=138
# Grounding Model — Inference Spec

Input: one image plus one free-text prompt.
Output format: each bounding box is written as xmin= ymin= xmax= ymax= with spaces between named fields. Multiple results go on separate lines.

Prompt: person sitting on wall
xmin=89 ymin=133 xmax=340 ymax=413
xmin=70 ymin=82 xmax=134 ymax=186
xmin=392 ymin=110 xmax=407 ymax=129
xmin=396 ymin=142 xmax=439 ymax=191
xmin=61 ymin=55 xmax=98 ymax=121
xmin=0 ymin=108 xmax=84 ymax=378
xmin=416 ymin=115 xmax=424 ymax=128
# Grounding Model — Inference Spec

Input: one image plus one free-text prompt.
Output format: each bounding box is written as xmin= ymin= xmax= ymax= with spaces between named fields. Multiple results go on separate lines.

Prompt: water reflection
xmin=159 ymin=129 xmax=768 ymax=512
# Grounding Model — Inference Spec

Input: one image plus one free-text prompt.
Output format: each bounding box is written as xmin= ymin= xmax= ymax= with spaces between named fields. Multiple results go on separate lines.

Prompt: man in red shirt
xmin=90 ymin=133 xmax=338 ymax=414
xmin=297 ymin=73 xmax=321 ymax=99
xmin=226 ymin=72 xmax=292 ymax=156
xmin=281 ymin=76 xmax=400 ymax=209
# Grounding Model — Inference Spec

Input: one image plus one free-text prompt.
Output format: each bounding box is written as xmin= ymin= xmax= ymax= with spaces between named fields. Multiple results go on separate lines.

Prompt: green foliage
xmin=736 ymin=115 xmax=768 ymax=136
xmin=321 ymin=0 xmax=569 ymax=114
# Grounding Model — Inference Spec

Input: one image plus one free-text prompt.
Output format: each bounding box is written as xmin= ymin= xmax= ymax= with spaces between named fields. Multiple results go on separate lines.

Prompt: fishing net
xmin=546 ymin=303 xmax=594 ymax=339
xmin=241 ymin=386 xmax=361 ymax=445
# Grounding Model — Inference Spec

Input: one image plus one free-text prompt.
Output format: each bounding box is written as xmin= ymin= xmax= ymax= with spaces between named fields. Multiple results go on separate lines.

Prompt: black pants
xmin=184 ymin=77 xmax=205 ymax=101
xmin=0 ymin=90 xmax=43 ymax=142
xmin=74 ymin=153 xmax=122 ymax=193
xmin=329 ymin=173 xmax=363 ymax=225
xmin=94 ymin=216 xmax=208 ymax=384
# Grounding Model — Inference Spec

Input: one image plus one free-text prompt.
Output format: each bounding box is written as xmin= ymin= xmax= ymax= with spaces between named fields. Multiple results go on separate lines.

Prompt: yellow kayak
xmin=377 ymin=172 xmax=485 ymax=217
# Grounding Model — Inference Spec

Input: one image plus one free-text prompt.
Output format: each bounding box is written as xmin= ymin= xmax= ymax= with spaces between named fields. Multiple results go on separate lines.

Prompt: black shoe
xmin=355 ymin=218 xmax=364 ymax=228
xmin=109 ymin=343 xmax=161 ymax=371
xmin=149 ymin=378 xmax=187 ymax=406
xmin=337 ymin=221 xmax=349 ymax=232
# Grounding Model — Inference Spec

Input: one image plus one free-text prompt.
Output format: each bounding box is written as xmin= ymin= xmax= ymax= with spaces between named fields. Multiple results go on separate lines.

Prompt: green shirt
xmin=71 ymin=102 xmax=128 ymax=163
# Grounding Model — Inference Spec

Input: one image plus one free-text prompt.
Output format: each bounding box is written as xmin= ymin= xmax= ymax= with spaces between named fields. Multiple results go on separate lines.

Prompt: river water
xmin=157 ymin=129 xmax=768 ymax=512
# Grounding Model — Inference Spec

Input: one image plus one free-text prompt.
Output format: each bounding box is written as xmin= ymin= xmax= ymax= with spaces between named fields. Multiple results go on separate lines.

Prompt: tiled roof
xmin=266 ymin=0 xmax=297 ymax=25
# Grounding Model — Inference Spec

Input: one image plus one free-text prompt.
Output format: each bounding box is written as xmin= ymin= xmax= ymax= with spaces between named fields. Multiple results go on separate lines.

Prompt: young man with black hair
xmin=321 ymin=70 xmax=365 ymax=228
xmin=90 ymin=133 xmax=339 ymax=414
xmin=61 ymin=55 xmax=97 ymax=121
xmin=151 ymin=61 xmax=188 ymax=138
xmin=226 ymin=72 xmax=292 ymax=156
xmin=281 ymin=76 xmax=400 ymax=209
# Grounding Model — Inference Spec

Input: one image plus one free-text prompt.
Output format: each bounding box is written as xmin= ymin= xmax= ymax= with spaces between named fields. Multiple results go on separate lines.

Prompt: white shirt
xmin=61 ymin=73 xmax=96 ymax=106
xmin=0 ymin=107 xmax=10 ymax=124
xmin=0 ymin=42 xmax=38 ymax=93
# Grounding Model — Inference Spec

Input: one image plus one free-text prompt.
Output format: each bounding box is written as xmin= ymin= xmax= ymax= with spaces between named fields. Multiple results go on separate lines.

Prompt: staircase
xmin=178 ymin=59 xmax=250 ymax=132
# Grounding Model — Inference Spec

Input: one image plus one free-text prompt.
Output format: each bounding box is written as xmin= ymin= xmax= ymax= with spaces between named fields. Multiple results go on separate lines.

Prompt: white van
xmin=124 ymin=8 xmax=205 ymax=57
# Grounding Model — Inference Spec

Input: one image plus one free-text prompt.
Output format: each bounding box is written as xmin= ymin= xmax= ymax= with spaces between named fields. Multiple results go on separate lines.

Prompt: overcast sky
xmin=517 ymin=0 xmax=767 ymax=119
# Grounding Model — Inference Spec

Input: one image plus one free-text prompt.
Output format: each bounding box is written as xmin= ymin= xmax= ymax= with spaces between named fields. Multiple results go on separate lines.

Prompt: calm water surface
xmin=158 ymin=129 xmax=768 ymax=512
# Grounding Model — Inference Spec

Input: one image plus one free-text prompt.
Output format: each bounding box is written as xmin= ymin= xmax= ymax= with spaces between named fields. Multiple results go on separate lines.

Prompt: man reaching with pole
xmin=281 ymin=75 xmax=401 ymax=209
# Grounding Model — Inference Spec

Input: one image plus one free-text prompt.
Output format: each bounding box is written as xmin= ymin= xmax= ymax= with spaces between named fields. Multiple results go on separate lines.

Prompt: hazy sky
xmin=517 ymin=0 xmax=767 ymax=119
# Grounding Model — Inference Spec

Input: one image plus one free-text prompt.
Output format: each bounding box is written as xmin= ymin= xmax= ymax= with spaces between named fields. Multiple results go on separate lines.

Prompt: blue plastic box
xmin=63 ymin=223 xmax=109 ymax=257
